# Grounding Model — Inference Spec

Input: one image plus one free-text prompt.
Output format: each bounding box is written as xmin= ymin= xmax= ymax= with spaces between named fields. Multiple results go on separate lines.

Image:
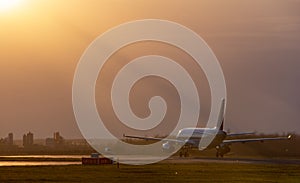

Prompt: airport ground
xmin=0 ymin=135 xmax=299 ymax=182
xmin=0 ymin=159 xmax=299 ymax=183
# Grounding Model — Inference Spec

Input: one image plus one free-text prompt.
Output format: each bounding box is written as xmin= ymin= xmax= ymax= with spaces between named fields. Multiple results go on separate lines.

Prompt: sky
xmin=0 ymin=0 xmax=300 ymax=139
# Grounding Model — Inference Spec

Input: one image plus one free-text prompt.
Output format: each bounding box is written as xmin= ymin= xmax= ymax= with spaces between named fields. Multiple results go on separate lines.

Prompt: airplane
xmin=124 ymin=99 xmax=292 ymax=157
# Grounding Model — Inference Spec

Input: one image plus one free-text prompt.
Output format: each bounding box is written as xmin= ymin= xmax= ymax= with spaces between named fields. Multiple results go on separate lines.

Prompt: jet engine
xmin=162 ymin=141 xmax=175 ymax=152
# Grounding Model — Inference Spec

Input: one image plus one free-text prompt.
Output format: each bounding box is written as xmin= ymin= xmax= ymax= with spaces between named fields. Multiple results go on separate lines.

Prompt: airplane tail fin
xmin=216 ymin=98 xmax=226 ymax=131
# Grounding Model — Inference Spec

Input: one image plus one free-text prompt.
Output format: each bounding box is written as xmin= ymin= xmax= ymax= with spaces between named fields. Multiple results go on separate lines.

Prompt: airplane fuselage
xmin=176 ymin=128 xmax=227 ymax=149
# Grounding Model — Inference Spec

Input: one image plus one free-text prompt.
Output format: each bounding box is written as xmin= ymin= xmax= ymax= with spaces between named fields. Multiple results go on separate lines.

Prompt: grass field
xmin=0 ymin=162 xmax=299 ymax=182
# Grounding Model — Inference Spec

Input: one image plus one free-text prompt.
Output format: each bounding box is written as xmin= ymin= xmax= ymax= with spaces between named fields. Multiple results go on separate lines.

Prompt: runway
xmin=108 ymin=155 xmax=300 ymax=165
xmin=1 ymin=154 xmax=299 ymax=166
xmin=163 ymin=157 xmax=300 ymax=165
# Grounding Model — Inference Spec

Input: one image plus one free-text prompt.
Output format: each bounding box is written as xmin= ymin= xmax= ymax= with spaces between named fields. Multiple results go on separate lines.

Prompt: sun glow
xmin=0 ymin=0 xmax=22 ymax=12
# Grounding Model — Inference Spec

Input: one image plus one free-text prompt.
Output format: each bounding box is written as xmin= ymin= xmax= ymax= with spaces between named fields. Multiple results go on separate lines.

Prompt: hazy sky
xmin=0 ymin=0 xmax=300 ymax=139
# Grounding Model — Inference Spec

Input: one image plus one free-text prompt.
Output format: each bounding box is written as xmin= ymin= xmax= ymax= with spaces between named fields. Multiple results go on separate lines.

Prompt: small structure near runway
xmin=82 ymin=153 xmax=113 ymax=165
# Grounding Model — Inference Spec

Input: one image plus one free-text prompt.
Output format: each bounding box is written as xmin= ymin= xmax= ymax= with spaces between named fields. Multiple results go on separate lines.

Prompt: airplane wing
xmin=226 ymin=132 xmax=255 ymax=137
xmin=222 ymin=135 xmax=292 ymax=144
xmin=123 ymin=134 xmax=186 ymax=144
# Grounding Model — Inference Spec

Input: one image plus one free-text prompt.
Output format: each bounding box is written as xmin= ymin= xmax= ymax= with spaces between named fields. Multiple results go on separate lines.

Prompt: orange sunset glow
xmin=0 ymin=0 xmax=299 ymax=140
xmin=0 ymin=1 xmax=299 ymax=182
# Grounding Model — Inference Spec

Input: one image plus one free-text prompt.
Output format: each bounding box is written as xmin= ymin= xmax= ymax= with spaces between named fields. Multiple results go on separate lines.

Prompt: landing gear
xmin=216 ymin=144 xmax=230 ymax=158
xmin=179 ymin=151 xmax=189 ymax=157
xmin=216 ymin=151 xmax=224 ymax=158
xmin=179 ymin=146 xmax=190 ymax=157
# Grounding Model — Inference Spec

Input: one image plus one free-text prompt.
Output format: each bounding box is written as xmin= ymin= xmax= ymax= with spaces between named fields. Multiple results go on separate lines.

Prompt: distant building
xmin=45 ymin=132 xmax=64 ymax=147
xmin=54 ymin=132 xmax=64 ymax=144
xmin=0 ymin=133 xmax=14 ymax=145
xmin=22 ymin=134 xmax=26 ymax=146
xmin=7 ymin=133 xmax=13 ymax=145
xmin=23 ymin=132 xmax=34 ymax=147
xmin=27 ymin=132 xmax=33 ymax=145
